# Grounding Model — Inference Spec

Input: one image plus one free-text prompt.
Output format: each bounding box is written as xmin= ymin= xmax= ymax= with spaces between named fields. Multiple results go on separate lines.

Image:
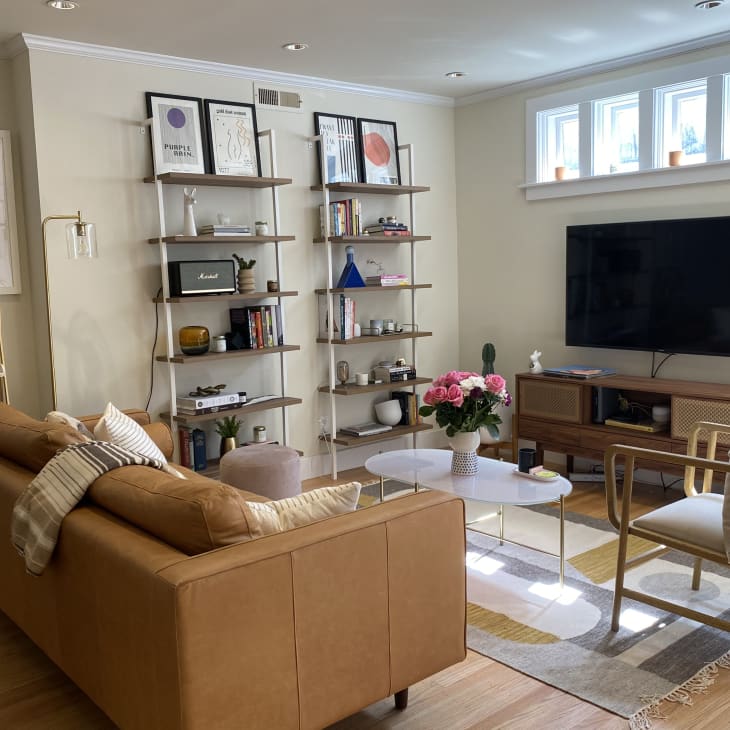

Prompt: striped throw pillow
xmin=94 ymin=402 xmax=184 ymax=478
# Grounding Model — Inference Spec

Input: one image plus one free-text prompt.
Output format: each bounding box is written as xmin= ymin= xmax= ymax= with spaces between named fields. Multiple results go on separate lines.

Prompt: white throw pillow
xmin=242 ymin=482 xmax=361 ymax=539
xmin=94 ymin=402 xmax=184 ymax=478
xmin=45 ymin=410 xmax=94 ymax=440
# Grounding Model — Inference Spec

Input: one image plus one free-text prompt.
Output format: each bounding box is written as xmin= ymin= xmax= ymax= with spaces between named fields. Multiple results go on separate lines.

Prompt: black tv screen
xmin=566 ymin=216 xmax=730 ymax=357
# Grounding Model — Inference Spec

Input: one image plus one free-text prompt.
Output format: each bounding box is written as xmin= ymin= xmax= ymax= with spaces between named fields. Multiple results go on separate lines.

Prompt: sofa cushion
xmin=241 ymin=483 xmax=362 ymax=539
xmin=93 ymin=402 xmax=183 ymax=478
xmin=0 ymin=403 xmax=88 ymax=472
xmin=88 ymin=466 xmax=263 ymax=554
xmin=88 ymin=467 xmax=360 ymax=554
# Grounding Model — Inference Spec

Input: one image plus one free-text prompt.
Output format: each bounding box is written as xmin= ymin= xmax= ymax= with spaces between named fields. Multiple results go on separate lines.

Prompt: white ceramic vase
xmin=447 ymin=430 xmax=480 ymax=475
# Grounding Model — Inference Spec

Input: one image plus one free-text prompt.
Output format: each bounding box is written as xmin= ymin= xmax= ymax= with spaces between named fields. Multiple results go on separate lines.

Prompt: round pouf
xmin=219 ymin=445 xmax=301 ymax=500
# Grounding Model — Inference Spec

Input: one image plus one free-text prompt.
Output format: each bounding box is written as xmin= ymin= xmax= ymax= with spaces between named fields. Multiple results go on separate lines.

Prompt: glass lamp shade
xmin=66 ymin=220 xmax=97 ymax=259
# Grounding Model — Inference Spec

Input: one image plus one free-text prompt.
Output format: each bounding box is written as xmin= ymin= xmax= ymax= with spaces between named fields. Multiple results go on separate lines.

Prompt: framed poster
xmin=313 ymin=112 xmax=360 ymax=184
xmin=145 ymin=92 xmax=207 ymax=175
xmin=357 ymin=118 xmax=401 ymax=185
xmin=204 ymin=99 xmax=262 ymax=177
xmin=0 ymin=131 xmax=21 ymax=295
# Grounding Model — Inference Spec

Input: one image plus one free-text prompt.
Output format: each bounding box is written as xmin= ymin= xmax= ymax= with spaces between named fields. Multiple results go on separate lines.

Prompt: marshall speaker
xmin=168 ymin=260 xmax=236 ymax=296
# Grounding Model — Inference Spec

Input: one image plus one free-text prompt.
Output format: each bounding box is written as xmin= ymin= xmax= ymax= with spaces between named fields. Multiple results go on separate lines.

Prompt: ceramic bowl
xmin=374 ymin=399 xmax=402 ymax=426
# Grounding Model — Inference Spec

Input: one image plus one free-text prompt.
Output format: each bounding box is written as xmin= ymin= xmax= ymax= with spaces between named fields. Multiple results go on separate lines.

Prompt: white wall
xmin=0 ymin=56 xmax=42 ymax=415
xmin=455 ymin=43 xmax=730 ymax=423
xmin=19 ymin=48 xmax=458 ymax=466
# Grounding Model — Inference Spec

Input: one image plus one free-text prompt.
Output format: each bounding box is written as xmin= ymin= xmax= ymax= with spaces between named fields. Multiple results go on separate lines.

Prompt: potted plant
xmin=215 ymin=415 xmax=241 ymax=456
xmin=232 ymin=254 xmax=256 ymax=293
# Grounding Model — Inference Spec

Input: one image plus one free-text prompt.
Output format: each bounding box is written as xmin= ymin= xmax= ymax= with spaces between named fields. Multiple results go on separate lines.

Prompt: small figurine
xmin=529 ymin=350 xmax=543 ymax=374
xmin=183 ymin=187 xmax=197 ymax=237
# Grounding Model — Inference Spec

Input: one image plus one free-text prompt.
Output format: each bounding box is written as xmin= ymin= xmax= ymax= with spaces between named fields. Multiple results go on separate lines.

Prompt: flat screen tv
xmin=566 ymin=216 xmax=730 ymax=357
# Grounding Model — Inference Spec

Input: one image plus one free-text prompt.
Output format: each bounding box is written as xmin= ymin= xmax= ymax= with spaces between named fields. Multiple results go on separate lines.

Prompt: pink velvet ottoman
xmin=219 ymin=445 xmax=301 ymax=500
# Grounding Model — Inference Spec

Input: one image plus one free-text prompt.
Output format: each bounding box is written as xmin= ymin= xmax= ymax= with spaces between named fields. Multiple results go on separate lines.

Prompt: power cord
xmin=319 ymin=417 xmax=332 ymax=457
xmin=145 ymin=287 xmax=162 ymax=412
xmin=651 ymin=351 xmax=675 ymax=378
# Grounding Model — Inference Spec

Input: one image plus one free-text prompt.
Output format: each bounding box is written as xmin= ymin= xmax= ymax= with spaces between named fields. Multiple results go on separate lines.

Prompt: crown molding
xmin=455 ymin=28 xmax=730 ymax=107
xmin=8 ymin=33 xmax=453 ymax=108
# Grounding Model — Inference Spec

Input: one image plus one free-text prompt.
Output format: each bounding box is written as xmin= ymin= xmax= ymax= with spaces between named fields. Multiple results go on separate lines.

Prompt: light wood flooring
xmin=1 ymin=468 xmax=729 ymax=729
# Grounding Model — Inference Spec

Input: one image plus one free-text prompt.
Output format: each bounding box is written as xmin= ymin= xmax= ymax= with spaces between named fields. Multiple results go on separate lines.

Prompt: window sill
xmin=520 ymin=159 xmax=730 ymax=200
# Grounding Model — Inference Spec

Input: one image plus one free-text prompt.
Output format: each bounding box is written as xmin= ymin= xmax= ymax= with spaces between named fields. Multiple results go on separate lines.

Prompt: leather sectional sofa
xmin=0 ymin=403 xmax=466 ymax=729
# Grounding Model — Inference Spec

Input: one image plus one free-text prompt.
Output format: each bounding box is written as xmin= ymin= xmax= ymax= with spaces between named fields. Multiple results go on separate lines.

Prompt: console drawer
xmin=518 ymin=380 xmax=583 ymax=424
xmin=518 ymin=418 xmax=581 ymax=446
xmin=671 ymin=396 xmax=730 ymax=446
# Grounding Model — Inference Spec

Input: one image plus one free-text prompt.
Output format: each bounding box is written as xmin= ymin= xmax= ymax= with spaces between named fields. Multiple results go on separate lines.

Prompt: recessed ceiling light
xmin=282 ymin=42 xmax=308 ymax=51
xmin=445 ymin=71 xmax=467 ymax=78
xmin=46 ymin=0 xmax=78 ymax=9
xmin=695 ymin=0 xmax=724 ymax=9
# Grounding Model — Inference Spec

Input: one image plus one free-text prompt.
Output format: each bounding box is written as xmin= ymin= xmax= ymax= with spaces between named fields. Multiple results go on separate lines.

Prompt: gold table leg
xmin=499 ymin=504 xmax=504 ymax=545
xmin=559 ymin=494 xmax=565 ymax=590
xmin=380 ymin=475 xmax=384 ymax=503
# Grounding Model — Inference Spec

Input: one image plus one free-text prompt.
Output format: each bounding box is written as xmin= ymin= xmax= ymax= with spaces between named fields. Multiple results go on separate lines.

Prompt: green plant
xmin=481 ymin=342 xmax=496 ymax=376
xmin=232 ymin=254 xmax=256 ymax=269
xmin=215 ymin=415 xmax=241 ymax=438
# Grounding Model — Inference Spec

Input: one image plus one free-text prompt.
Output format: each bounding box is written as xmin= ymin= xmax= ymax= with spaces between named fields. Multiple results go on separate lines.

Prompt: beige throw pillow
xmin=241 ymin=482 xmax=361 ymax=539
xmin=94 ymin=402 xmax=184 ymax=478
xmin=46 ymin=410 xmax=94 ymax=439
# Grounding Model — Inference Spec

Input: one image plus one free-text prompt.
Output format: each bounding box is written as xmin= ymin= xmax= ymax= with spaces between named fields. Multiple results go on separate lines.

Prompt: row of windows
xmin=537 ymin=78 xmax=713 ymax=182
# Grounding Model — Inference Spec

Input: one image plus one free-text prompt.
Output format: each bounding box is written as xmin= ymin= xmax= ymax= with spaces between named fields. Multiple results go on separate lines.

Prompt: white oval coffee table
xmin=365 ymin=448 xmax=573 ymax=587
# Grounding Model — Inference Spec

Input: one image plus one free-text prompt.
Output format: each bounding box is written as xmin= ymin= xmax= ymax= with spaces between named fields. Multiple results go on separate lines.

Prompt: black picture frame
xmin=144 ymin=92 xmax=208 ymax=175
xmin=313 ymin=112 xmax=360 ymax=184
xmin=357 ymin=118 xmax=401 ymax=186
xmin=203 ymin=99 xmax=262 ymax=177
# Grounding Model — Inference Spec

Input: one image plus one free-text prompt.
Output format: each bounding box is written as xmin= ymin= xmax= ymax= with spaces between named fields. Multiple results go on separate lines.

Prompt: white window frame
xmin=537 ymin=105 xmax=579 ymax=181
xmin=524 ymin=54 xmax=730 ymax=200
xmin=593 ymin=92 xmax=640 ymax=176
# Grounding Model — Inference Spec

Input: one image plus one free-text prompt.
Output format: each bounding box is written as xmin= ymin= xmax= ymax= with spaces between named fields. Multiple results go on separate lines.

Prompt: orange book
xmin=254 ymin=311 xmax=264 ymax=348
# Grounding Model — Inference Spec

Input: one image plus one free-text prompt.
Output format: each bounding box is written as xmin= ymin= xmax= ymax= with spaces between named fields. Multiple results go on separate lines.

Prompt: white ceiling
xmin=2 ymin=1 xmax=730 ymax=100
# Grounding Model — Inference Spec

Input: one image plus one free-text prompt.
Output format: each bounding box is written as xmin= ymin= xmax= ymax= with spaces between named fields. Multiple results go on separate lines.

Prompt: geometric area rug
xmin=462 ymin=501 xmax=730 ymax=729
xmin=359 ymin=480 xmax=730 ymax=729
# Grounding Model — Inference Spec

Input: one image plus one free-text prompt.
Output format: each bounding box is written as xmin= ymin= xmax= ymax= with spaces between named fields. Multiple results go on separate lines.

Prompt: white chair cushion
xmin=633 ymin=493 xmax=724 ymax=554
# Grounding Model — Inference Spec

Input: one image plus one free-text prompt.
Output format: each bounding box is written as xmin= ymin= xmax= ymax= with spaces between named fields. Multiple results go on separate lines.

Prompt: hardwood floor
xmin=0 ymin=467 xmax=727 ymax=729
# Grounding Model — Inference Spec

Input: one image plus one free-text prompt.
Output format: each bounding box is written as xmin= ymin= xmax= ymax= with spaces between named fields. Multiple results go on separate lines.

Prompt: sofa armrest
xmin=157 ymin=490 xmax=466 ymax=730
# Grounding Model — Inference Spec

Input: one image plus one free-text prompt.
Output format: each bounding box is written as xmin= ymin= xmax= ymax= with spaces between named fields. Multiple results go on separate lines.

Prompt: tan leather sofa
xmin=0 ymin=404 xmax=466 ymax=730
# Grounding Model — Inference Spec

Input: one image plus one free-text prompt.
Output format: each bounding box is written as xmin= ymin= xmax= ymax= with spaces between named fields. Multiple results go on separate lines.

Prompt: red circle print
xmin=363 ymin=132 xmax=391 ymax=167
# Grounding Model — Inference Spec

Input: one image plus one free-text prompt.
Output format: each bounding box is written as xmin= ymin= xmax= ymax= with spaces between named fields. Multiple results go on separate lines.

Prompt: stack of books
xmin=339 ymin=294 xmax=356 ymax=340
xmin=390 ymin=391 xmax=421 ymax=425
xmin=366 ymin=274 xmax=409 ymax=286
xmin=363 ymin=222 xmax=411 ymax=236
xmin=198 ymin=224 xmax=251 ymax=236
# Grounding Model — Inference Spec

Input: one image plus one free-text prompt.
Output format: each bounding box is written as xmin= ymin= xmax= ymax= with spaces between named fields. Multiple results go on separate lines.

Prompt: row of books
xmin=366 ymin=274 xmax=409 ymax=286
xmin=178 ymin=427 xmax=207 ymax=471
xmin=229 ymin=305 xmax=284 ymax=349
xmin=390 ymin=391 xmax=422 ymax=426
xmin=319 ymin=198 xmax=362 ymax=237
xmin=339 ymin=294 xmax=356 ymax=340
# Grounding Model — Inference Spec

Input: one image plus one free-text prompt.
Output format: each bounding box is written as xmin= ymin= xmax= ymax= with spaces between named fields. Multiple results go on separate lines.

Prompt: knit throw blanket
xmin=11 ymin=441 xmax=168 ymax=576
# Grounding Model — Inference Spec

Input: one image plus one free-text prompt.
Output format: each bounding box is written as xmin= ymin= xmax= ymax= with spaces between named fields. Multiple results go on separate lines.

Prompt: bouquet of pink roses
xmin=418 ymin=370 xmax=511 ymax=438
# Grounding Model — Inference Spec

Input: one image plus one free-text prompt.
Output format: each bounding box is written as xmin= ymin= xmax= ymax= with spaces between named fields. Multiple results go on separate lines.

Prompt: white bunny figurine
xmin=529 ymin=350 xmax=543 ymax=374
xmin=183 ymin=187 xmax=197 ymax=237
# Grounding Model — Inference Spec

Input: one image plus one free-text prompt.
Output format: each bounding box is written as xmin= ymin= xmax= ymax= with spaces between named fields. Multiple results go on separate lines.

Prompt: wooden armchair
xmin=605 ymin=421 xmax=730 ymax=632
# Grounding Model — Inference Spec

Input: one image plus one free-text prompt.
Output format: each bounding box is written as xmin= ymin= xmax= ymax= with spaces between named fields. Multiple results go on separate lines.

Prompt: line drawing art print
xmin=205 ymin=100 xmax=261 ymax=177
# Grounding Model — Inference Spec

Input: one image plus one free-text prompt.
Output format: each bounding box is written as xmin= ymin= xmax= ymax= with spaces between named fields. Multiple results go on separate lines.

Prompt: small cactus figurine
xmin=482 ymin=342 xmax=496 ymax=376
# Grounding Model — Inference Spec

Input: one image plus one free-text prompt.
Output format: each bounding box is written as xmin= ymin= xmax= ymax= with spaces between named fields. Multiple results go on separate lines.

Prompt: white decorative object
xmin=529 ymin=350 xmax=543 ymax=374
xmin=447 ymin=431 xmax=480 ymax=475
xmin=182 ymin=187 xmax=197 ymax=236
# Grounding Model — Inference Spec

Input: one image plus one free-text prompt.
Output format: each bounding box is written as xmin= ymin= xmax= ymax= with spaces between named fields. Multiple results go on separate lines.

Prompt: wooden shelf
xmin=148 ymin=234 xmax=295 ymax=244
xmin=312 ymin=235 xmax=431 ymax=244
xmin=162 ymin=396 xmax=302 ymax=425
xmin=316 ymin=331 xmax=432 ymax=345
xmin=145 ymin=172 xmax=292 ymax=188
xmin=157 ymin=345 xmax=300 ymax=364
xmin=155 ymin=291 xmax=298 ymax=303
xmin=311 ymin=182 xmax=430 ymax=195
xmin=321 ymin=423 xmax=432 ymax=447
xmin=314 ymin=284 xmax=431 ymax=294
xmin=318 ymin=377 xmax=432 ymax=395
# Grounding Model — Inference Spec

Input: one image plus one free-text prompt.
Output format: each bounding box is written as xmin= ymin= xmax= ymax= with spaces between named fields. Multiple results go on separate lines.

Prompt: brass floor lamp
xmin=41 ymin=211 xmax=97 ymax=410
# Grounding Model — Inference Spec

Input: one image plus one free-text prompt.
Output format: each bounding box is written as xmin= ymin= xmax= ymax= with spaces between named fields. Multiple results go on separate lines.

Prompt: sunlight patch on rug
xmin=467 ymin=601 xmax=559 ymax=644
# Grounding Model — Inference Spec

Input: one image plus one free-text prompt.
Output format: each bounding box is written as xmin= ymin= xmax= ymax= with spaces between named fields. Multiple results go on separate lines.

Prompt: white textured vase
xmin=447 ymin=430 xmax=480 ymax=475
